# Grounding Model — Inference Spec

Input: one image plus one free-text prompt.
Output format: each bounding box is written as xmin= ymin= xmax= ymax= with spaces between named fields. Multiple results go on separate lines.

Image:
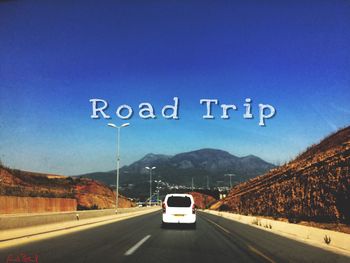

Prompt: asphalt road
xmin=0 ymin=211 xmax=349 ymax=263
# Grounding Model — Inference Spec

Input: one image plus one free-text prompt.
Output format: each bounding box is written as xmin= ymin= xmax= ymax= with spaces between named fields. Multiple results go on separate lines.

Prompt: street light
xmin=145 ymin=166 xmax=156 ymax=206
xmin=225 ymin=173 xmax=236 ymax=188
xmin=155 ymin=180 xmax=162 ymax=204
xmin=108 ymin=122 xmax=130 ymax=213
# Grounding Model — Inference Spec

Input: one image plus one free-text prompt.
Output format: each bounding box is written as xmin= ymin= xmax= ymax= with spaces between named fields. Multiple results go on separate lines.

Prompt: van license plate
xmin=174 ymin=214 xmax=184 ymax=217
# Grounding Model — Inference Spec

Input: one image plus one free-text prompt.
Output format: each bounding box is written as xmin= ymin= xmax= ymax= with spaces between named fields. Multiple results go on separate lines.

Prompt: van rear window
xmin=167 ymin=196 xmax=191 ymax=207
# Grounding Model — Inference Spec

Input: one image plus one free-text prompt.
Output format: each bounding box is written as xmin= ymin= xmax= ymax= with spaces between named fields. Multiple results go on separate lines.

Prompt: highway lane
xmin=0 ymin=210 xmax=349 ymax=263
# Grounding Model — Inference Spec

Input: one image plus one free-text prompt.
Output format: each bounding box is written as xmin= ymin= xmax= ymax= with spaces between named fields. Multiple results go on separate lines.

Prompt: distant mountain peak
xmin=174 ymin=148 xmax=237 ymax=159
xmin=242 ymin=154 xmax=256 ymax=158
xmin=140 ymin=153 xmax=171 ymax=162
xmin=78 ymin=147 xmax=275 ymax=191
xmin=241 ymin=154 xmax=263 ymax=161
xmin=191 ymin=148 xmax=230 ymax=153
xmin=184 ymin=148 xmax=232 ymax=155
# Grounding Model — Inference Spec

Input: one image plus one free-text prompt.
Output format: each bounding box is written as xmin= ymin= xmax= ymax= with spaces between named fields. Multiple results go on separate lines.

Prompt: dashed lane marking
xmin=124 ymin=235 xmax=151 ymax=256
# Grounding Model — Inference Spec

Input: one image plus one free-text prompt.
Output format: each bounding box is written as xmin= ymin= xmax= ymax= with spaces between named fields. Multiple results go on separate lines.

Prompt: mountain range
xmin=77 ymin=148 xmax=275 ymax=197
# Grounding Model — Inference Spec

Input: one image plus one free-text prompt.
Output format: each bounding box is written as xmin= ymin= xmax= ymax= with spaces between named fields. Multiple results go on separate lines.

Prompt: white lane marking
xmin=205 ymin=218 xmax=231 ymax=234
xmin=248 ymin=245 xmax=276 ymax=263
xmin=124 ymin=235 xmax=151 ymax=256
xmin=205 ymin=217 xmax=276 ymax=263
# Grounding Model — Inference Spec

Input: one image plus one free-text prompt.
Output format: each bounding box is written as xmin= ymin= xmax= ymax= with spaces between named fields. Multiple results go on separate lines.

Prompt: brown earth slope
xmin=215 ymin=126 xmax=350 ymax=225
xmin=0 ymin=166 xmax=135 ymax=211
xmin=188 ymin=191 xmax=217 ymax=209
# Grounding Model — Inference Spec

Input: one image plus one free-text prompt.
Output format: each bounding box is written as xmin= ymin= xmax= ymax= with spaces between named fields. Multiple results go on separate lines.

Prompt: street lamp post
xmin=108 ymin=122 xmax=130 ymax=213
xmin=225 ymin=173 xmax=236 ymax=188
xmin=154 ymin=180 xmax=162 ymax=204
xmin=145 ymin=166 xmax=156 ymax=206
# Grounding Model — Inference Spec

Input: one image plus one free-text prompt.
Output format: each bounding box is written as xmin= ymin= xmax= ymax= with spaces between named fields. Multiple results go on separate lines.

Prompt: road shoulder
xmin=201 ymin=209 xmax=350 ymax=257
xmin=0 ymin=207 xmax=160 ymax=248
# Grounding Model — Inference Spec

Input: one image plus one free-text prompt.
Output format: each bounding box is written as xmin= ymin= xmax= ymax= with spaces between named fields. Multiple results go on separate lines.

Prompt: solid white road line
xmin=204 ymin=217 xmax=231 ymax=234
xmin=124 ymin=235 xmax=151 ymax=256
xmin=204 ymin=217 xmax=276 ymax=263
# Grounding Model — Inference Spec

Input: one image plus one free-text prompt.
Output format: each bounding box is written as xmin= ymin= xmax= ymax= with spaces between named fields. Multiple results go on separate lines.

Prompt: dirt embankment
xmin=0 ymin=166 xmax=135 ymax=212
xmin=74 ymin=177 xmax=134 ymax=209
xmin=189 ymin=191 xmax=217 ymax=209
xmin=214 ymin=126 xmax=350 ymax=227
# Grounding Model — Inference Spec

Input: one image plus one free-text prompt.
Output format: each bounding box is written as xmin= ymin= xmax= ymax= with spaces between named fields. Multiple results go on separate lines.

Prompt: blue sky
xmin=0 ymin=0 xmax=349 ymax=175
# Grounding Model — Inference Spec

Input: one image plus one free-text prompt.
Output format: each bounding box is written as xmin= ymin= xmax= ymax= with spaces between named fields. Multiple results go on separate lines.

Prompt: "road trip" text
xmin=89 ymin=97 xmax=276 ymax=126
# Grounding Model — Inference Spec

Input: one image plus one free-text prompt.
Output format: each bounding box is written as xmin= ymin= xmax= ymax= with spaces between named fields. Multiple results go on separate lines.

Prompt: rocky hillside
xmin=0 ymin=165 xmax=134 ymax=210
xmin=214 ymin=126 xmax=350 ymax=224
xmin=189 ymin=191 xmax=218 ymax=209
xmin=74 ymin=177 xmax=134 ymax=209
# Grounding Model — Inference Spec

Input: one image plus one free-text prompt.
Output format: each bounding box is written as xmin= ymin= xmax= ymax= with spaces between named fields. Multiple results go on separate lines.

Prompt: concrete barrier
xmin=0 ymin=207 xmax=152 ymax=230
xmin=203 ymin=209 xmax=350 ymax=253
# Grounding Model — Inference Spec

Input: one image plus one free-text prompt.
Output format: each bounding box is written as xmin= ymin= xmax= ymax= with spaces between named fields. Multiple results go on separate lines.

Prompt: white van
xmin=162 ymin=193 xmax=196 ymax=228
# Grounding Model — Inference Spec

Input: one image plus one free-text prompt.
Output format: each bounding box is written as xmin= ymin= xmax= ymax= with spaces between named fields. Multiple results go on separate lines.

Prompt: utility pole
xmin=191 ymin=177 xmax=194 ymax=191
xmin=155 ymin=180 xmax=161 ymax=205
xmin=225 ymin=173 xmax=236 ymax=188
xmin=145 ymin=166 xmax=156 ymax=206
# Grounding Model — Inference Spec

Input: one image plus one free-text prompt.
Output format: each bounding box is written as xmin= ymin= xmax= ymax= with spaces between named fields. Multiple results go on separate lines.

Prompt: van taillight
xmin=162 ymin=203 xmax=166 ymax=213
xmin=192 ymin=204 xmax=196 ymax=214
